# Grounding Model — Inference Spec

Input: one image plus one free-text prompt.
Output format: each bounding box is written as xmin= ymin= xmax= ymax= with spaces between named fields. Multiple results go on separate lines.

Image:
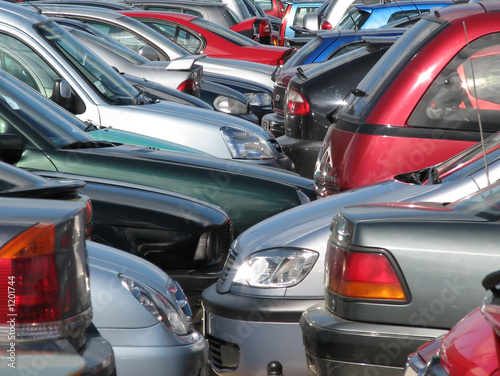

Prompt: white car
xmin=1 ymin=2 xmax=290 ymax=169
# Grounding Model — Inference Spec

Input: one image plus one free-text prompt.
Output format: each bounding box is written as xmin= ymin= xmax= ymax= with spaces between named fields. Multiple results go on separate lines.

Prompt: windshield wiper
xmin=61 ymin=140 xmax=115 ymax=149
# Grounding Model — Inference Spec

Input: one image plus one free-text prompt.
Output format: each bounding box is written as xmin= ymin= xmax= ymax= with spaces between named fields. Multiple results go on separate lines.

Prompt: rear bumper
xmin=277 ymin=135 xmax=321 ymax=178
xmin=202 ymin=284 xmax=321 ymax=376
xmin=300 ymin=304 xmax=448 ymax=376
xmin=15 ymin=324 xmax=116 ymax=376
xmin=262 ymin=112 xmax=284 ymax=137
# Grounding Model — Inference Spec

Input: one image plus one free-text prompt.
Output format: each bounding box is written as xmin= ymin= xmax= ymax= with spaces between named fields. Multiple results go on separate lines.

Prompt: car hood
xmin=200 ymin=57 xmax=276 ymax=88
xmin=235 ymin=173 xmax=480 ymax=255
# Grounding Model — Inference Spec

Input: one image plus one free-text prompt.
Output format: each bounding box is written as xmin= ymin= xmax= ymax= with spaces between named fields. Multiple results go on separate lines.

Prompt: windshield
xmin=0 ymin=71 xmax=94 ymax=149
xmin=450 ymin=181 xmax=500 ymax=222
xmin=192 ymin=17 xmax=259 ymax=46
xmin=341 ymin=18 xmax=444 ymax=119
xmin=37 ymin=21 xmax=139 ymax=105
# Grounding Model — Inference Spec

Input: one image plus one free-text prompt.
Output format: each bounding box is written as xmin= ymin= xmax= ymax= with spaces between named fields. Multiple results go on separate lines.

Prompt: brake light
xmin=326 ymin=242 xmax=406 ymax=301
xmin=0 ymin=223 xmax=59 ymax=323
xmin=177 ymin=78 xmax=199 ymax=97
xmin=286 ymin=88 xmax=310 ymax=116
xmin=259 ymin=20 xmax=271 ymax=37
xmin=321 ymin=21 xmax=333 ymax=30
xmin=85 ymin=198 xmax=93 ymax=239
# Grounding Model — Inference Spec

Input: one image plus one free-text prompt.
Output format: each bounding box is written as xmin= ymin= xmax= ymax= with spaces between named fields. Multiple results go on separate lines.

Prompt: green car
xmin=0 ymin=70 xmax=314 ymax=235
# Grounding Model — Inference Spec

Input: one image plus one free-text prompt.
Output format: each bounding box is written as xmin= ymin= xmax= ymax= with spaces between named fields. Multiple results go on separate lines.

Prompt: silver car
xmin=88 ymin=240 xmax=208 ymax=376
xmin=2 ymin=2 xmax=284 ymax=166
xmin=28 ymin=3 xmax=277 ymax=88
xmin=201 ymin=132 xmax=500 ymax=376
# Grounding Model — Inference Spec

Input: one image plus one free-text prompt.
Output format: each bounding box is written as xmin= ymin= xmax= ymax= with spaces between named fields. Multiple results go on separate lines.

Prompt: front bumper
xmin=261 ymin=112 xmax=285 ymax=137
xmin=100 ymin=322 xmax=208 ymax=376
xmin=202 ymin=284 xmax=321 ymax=376
xmin=300 ymin=304 xmax=448 ymax=376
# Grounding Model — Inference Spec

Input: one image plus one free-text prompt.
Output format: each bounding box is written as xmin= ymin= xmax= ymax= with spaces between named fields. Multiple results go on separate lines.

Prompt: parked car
xmin=87 ymin=240 xmax=208 ymax=376
xmin=315 ymin=1 xmax=500 ymax=197
xmin=122 ymin=10 xmax=295 ymax=65
xmin=252 ymin=0 xmax=284 ymax=18
xmin=201 ymin=129 xmax=500 ymax=376
xmin=3 ymin=3 xmax=290 ymax=168
xmin=403 ymin=269 xmax=500 ymax=376
xmin=301 ymin=0 xmax=357 ymax=31
xmin=32 ymin=3 xmax=278 ymax=88
xmin=57 ymin=19 xmax=261 ymax=123
xmin=279 ymin=38 xmax=397 ymax=177
xmin=334 ymin=0 xmax=454 ymax=31
xmin=0 ymin=197 xmax=116 ymax=376
xmin=0 ymin=65 xmax=314 ymax=232
xmin=277 ymin=0 xmax=326 ymax=46
xmin=300 ymin=177 xmax=500 ymax=376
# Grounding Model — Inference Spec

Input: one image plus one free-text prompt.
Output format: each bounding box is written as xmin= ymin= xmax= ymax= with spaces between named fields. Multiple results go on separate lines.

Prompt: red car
xmin=119 ymin=10 xmax=295 ymax=65
xmin=404 ymin=270 xmax=500 ymax=376
xmin=314 ymin=1 xmax=500 ymax=197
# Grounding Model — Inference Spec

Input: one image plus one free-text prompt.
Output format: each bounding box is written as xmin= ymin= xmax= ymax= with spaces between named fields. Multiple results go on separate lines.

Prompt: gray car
xmin=300 ymin=176 xmax=500 ymax=376
xmin=201 ymin=132 xmax=500 ymax=376
xmin=88 ymin=240 xmax=208 ymax=376
xmin=2 ymin=2 xmax=286 ymax=166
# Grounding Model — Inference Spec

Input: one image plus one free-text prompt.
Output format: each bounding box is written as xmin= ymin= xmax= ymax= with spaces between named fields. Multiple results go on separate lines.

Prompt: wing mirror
xmin=50 ymin=79 xmax=86 ymax=115
xmin=0 ymin=133 xmax=24 ymax=165
xmin=139 ymin=45 xmax=160 ymax=61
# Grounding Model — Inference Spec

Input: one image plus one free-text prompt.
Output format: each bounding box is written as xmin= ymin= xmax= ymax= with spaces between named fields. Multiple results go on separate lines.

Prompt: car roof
xmin=353 ymin=0 xmax=455 ymax=10
xmin=282 ymin=0 xmax=326 ymax=5
xmin=127 ymin=0 xmax=231 ymax=7
xmin=123 ymin=9 xmax=200 ymax=20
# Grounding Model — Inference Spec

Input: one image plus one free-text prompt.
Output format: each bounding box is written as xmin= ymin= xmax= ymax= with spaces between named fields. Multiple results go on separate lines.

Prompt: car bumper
xmin=276 ymin=135 xmax=322 ymax=178
xmin=100 ymin=322 xmax=208 ymax=376
xmin=16 ymin=324 xmax=116 ymax=376
xmin=202 ymin=284 xmax=321 ymax=376
xmin=261 ymin=112 xmax=284 ymax=137
xmin=300 ymin=303 xmax=449 ymax=376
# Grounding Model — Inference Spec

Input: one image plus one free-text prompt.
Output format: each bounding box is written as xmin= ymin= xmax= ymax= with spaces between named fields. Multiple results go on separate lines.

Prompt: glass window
xmin=254 ymin=0 xmax=272 ymax=11
xmin=282 ymin=36 xmax=321 ymax=68
xmin=336 ymin=8 xmax=370 ymax=30
xmin=192 ymin=17 xmax=258 ymax=45
xmin=145 ymin=5 xmax=203 ymax=17
xmin=387 ymin=10 xmax=425 ymax=23
xmin=327 ymin=41 xmax=367 ymax=60
xmin=408 ymin=33 xmax=500 ymax=133
xmin=139 ymin=19 xmax=204 ymax=53
xmin=294 ymin=6 xmax=320 ymax=27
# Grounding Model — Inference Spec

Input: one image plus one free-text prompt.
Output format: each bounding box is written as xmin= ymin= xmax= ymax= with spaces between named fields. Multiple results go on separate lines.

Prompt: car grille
xmin=213 ymin=220 xmax=233 ymax=262
xmin=207 ymin=334 xmax=240 ymax=371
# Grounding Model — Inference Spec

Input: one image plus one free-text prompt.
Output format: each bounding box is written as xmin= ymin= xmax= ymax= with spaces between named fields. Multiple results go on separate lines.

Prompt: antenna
xmin=463 ymin=21 xmax=490 ymax=186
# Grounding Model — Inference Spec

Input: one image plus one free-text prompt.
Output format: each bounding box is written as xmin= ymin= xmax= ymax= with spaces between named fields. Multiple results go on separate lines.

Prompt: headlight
xmin=119 ymin=275 xmax=191 ymax=335
xmin=221 ymin=126 xmax=276 ymax=160
xmin=233 ymin=248 xmax=318 ymax=288
xmin=214 ymin=95 xmax=248 ymax=115
xmin=245 ymin=92 xmax=272 ymax=107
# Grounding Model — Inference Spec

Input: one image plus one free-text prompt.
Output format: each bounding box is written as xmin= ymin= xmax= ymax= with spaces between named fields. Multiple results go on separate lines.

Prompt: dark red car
xmin=403 ymin=270 xmax=500 ymax=376
xmin=119 ymin=10 xmax=295 ymax=65
xmin=314 ymin=1 xmax=500 ymax=197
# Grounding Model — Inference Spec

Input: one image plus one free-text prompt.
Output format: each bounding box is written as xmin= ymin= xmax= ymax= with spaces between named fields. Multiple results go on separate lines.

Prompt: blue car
xmin=336 ymin=0 xmax=454 ymax=30
xmin=281 ymin=26 xmax=406 ymax=68
xmin=278 ymin=0 xmax=326 ymax=45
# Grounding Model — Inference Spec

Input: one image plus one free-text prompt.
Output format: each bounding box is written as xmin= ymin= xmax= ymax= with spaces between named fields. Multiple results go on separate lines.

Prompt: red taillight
xmin=0 ymin=223 xmax=60 ymax=323
xmin=326 ymin=242 xmax=406 ymax=301
xmin=177 ymin=79 xmax=198 ymax=96
xmin=286 ymin=88 xmax=310 ymax=116
xmin=321 ymin=21 xmax=333 ymax=30
xmin=259 ymin=20 xmax=271 ymax=37
xmin=84 ymin=198 xmax=93 ymax=239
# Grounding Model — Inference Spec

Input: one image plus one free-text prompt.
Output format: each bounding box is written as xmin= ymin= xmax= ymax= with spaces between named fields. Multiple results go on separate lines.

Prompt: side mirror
xmin=302 ymin=12 xmax=320 ymax=30
xmin=50 ymin=79 xmax=86 ymax=115
xmin=139 ymin=45 xmax=160 ymax=61
xmin=0 ymin=133 xmax=24 ymax=165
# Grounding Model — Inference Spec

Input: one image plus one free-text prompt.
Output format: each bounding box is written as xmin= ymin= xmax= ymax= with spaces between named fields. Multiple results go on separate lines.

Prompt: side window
xmin=387 ymin=10 xmax=424 ymax=23
xmin=142 ymin=21 xmax=203 ymax=54
xmin=145 ymin=5 xmax=203 ymax=17
xmin=0 ymin=33 xmax=60 ymax=97
xmin=408 ymin=33 xmax=500 ymax=132
xmin=83 ymin=20 xmax=170 ymax=60
xmin=327 ymin=41 xmax=367 ymax=60
xmin=293 ymin=6 xmax=319 ymax=26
